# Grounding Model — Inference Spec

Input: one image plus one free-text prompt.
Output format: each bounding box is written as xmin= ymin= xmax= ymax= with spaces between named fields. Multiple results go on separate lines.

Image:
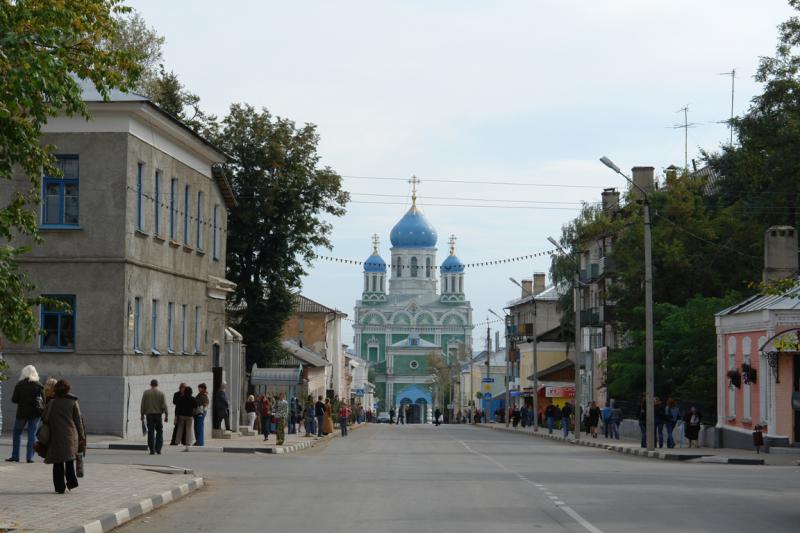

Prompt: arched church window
xmin=371 ymin=275 xmax=376 ymax=292
xmin=410 ymin=257 xmax=419 ymax=277
xmin=426 ymin=257 xmax=432 ymax=277
xmin=396 ymin=257 xmax=402 ymax=278
xmin=443 ymin=276 xmax=449 ymax=293
xmin=380 ymin=275 xmax=384 ymax=292
xmin=459 ymin=276 xmax=463 ymax=293
xmin=364 ymin=277 xmax=368 ymax=292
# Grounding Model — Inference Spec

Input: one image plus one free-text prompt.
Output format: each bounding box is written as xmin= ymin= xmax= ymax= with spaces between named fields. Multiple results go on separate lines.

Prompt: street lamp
xmin=509 ymin=277 xmax=538 ymax=432
xmin=599 ymin=156 xmax=655 ymax=452
xmin=547 ymin=235 xmax=582 ymax=443
xmin=489 ymin=308 xmax=511 ymax=427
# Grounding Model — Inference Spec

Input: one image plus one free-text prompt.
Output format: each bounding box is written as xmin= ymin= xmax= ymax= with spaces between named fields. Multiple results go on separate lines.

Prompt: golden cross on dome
xmin=371 ymin=233 xmax=380 ymax=253
xmin=449 ymin=234 xmax=457 ymax=255
xmin=408 ymin=175 xmax=420 ymax=206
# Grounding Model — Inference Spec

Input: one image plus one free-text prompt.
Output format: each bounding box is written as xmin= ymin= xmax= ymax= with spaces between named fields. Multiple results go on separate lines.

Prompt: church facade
xmin=353 ymin=188 xmax=473 ymax=423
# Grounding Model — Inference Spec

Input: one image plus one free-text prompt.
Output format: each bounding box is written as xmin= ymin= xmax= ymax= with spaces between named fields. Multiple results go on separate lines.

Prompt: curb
xmin=479 ymin=424 xmax=765 ymax=465
xmin=57 ymin=477 xmax=204 ymax=533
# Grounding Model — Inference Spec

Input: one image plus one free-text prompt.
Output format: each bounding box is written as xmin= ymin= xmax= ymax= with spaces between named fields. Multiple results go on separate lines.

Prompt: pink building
xmin=715 ymin=226 xmax=800 ymax=450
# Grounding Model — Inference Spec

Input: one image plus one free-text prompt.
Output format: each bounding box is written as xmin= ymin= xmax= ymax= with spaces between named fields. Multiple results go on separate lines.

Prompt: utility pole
xmin=505 ymin=315 xmax=512 ymax=427
xmin=485 ymin=319 xmax=491 ymax=421
xmin=574 ymin=272 xmax=582 ymax=443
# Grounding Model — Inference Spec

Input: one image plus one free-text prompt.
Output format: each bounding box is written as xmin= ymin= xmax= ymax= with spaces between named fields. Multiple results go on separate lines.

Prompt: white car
xmin=376 ymin=412 xmax=391 ymax=423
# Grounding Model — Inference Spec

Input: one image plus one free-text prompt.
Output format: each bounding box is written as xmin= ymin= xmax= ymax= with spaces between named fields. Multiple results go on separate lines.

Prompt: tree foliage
xmin=216 ymin=104 xmax=348 ymax=367
xmin=0 ymin=0 xmax=139 ymax=343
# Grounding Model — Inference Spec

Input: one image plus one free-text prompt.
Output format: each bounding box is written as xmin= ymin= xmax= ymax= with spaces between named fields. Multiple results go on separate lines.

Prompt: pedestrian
xmin=43 ymin=377 xmax=58 ymax=405
xmin=175 ymin=385 xmax=196 ymax=450
xmin=610 ymin=400 xmax=622 ymax=440
xmin=665 ymin=398 xmax=680 ymax=448
xmin=684 ymin=406 xmax=702 ymax=448
xmin=561 ymin=402 xmax=573 ymax=438
xmin=259 ymin=395 xmax=272 ymax=441
xmin=194 ymin=383 xmax=209 ymax=446
xmin=588 ymin=401 xmax=600 ymax=438
xmin=315 ymin=396 xmax=326 ymax=436
xmin=213 ymin=383 xmax=231 ymax=431
xmin=511 ymin=406 xmax=521 ymax=428
xmin=323 ymin=398 xmax=334 ymax=435
xmin=434 ymin=407 xmax=442 ymax=426
xmin=339 ymin=403 xmax=350 ymax=436
xmin=42 ymin=379 xmax=86 ymax=494
xmin=245 ymin=395 xmax=256 ymax=431
xmin=654 ymin=397 xmax=666 ymax=448
xmin=389 ymin=406 xmax=396 ymax=425
xmin=544 ymin=400 xmax=556 ymax=434
xmin=638 ymin=399 xmax=647 ymax=448
xmin=273 ymin=393 xmax=289 ymax=445
xmin=6 ymin=365 xmax=44 ymax=464
xmin=601 ymin=400 xmax=612 ymax=438
xmin=288 ymin=397 xmax=298 ymax=435
xmin=304 ymin=396 xmax=315 ymax=436
xmin=140 ymin=379 xmax=168 ymax=455
xmin=406 ymin=405 xmax=412 ymax=424
xmin=169 ymin=383 xmax=186 ymax=445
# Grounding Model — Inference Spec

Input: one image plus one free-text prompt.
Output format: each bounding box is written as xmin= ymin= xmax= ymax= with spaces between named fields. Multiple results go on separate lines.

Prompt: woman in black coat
xmin=44 ymin=379 xmax=86 ymax=493
xmin=684 ymin=406 xmax=702 ymax=448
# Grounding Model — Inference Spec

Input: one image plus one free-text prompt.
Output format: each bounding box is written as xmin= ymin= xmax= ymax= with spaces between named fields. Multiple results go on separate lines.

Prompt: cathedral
xmin=353 ymin=182 xmax=473 ymax=423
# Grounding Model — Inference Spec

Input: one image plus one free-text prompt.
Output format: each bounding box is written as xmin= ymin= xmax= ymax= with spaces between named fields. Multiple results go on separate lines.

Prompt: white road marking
xmin=456 ymin=438 xmax=604 ymax=533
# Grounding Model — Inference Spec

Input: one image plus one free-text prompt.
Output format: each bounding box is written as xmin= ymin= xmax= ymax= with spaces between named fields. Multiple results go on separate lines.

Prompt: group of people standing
xmin=6 ymin=365 xmax=86 ymax=494
xmin=638 ymin=398 xmax=703 ymax=448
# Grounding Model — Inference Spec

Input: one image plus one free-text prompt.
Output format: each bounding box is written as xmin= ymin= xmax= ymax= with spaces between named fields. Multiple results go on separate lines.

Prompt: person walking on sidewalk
xmin=684 ymin=405 xmax=702 ymax=448
xmin=140 ymin=379 xmax=168 ymax=455
xmin=665 ymin=398 xmax=680 ymax=448
xmin=544 ymin=400 xmax=556 ymax=434
xmin=389 ymin=407 xmax=396 ymax=425
xmin=304 ymin=396 xmax=316 ymax=436
xmin=315 ymin=396 xmax=326 ymax=437
xmin=601 ymin=400 xmax=612 ymax=438
xmin=588 ymin=401 xmax=601 ymax=438
xmin=6 ymin=365 xmax=44 ymax=464
xmin=44 ymin=379 xmax=85 ymax=494
xmin=654 ymin=397 xmax=666 ymax=448
xmin=169 ymin=383 xmax=186 ymax=445
xmin=638 ymin=399 xmax=648 ymax=448
xmin=273 ymin=393 xmax=289 ymax=445
xmin=213 ymin=383 xmax=231 ymax=431
xmin=561 ymin=402 xmax=573 ymax=438
xmin=245 ymin=395 xmax=257 ymax=431
xmin=434 ymin=408 xmax=442 ymax=426
xmin=323 ymin=398 xmax=334 ymax=435
xmin=174 ymin=386 xmax=196 ymax=450
xmin=194 ymin=383 xmax=209 ymax=446
xmin=339 ymin=403 xmax=350 ymax=436
xmin=259 ymin=395 xmax=272 ymax=441
xmin=610 ymin=400 xmax=622 ymax=439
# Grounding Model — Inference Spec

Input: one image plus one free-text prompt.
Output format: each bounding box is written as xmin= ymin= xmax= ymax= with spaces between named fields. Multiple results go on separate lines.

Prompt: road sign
xmin=481 ymin=377 xmax=495 ymax=383
xmin=483 ymin=392 xmax=492 ymax=400
xmin=484 ymin=384 xmax=492 ymax=392
xmin=355 ymin=388 xmax=365 ymax=397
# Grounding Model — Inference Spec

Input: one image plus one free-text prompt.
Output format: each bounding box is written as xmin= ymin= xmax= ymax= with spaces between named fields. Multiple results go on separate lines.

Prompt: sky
xmin=129 ymin=0 xmax=796 ymax=350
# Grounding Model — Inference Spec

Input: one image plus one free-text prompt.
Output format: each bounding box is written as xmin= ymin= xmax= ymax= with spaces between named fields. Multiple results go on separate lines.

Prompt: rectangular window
xmin=40 ymin=295 xmax=75 ymax=350
xmin=183 ymin=185 xmax=190 ymax=244
xmin=42 ymin=155 xmax=79 ymax=227
xmin=194 ymin=305 xmax=201 ymax=353
xmin=170 ymin=178 xmax=178 ymax=240
xmin=136 ymin=162 xmax=144 ymax=231
xmin=151 ymin=299 xmax=160 ymax=354
xmin=167 ymin=302 xmax=174 ymax=353
xmin=212 ymin=205 xmax=219 ymax=260
xmin=196 ymin=191 xmax=204 ymax=250
xmin=133 ymin=297 xmax=142 ymax=353
xmin=154 ymin=171 xmax=161 ymax=235
xmin=181 ymin=304 xmax=187 ymax=353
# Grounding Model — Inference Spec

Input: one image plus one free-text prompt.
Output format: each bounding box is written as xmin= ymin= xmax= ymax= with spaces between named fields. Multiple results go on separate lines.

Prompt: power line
xmin=350 ymin=200 xmax=582 ymax=211
xmin=342 ymin=174 xmax=604 ymax=189
xmin=350 ymin=192 xmax=587 ymax=205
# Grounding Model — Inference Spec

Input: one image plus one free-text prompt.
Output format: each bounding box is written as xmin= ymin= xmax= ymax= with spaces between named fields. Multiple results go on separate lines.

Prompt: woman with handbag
xmin=6 ymin=365 xmax=44 ymax=464
xmin=43 ymin=379 xmax=86 ymax=494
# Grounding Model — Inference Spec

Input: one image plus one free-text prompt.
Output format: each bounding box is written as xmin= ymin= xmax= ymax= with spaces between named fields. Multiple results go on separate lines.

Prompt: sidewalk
xmin=0 ymin=461 xmax=202 ymax=533
xmin=1 ymin=422 xmax=366 ymax=456
xmin=477 ymin=423 xmax=799 ymax=466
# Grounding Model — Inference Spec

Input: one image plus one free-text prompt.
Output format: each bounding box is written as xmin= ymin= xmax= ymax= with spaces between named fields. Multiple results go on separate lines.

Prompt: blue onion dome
xmin=390 ymin=205 xmax=438 ymax=248
xmin=364 ymin=253 xmax=387 ymax=273
xmin=441 ymin=254 xmax=465 ymax=273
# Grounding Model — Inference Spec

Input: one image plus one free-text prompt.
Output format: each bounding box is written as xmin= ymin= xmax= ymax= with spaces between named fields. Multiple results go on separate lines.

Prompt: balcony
xmin=580 ymin=308 xmax=600 ymax=327
xmin=600 ymin=256 xmax=616 ymax=277
xmin=579 ymin=263 xmax=601 ymax=283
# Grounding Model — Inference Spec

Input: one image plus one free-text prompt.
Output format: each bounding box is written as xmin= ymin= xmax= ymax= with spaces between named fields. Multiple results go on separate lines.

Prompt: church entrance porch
xmin=395 ymin=384 xmax=433 ymax=424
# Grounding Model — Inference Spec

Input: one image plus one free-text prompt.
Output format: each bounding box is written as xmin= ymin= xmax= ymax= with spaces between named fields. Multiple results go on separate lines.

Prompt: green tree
xmin=0 ymin=0 xmax=139 ymax=344
xmin=216 ymin=104 xmax=348 ymax=367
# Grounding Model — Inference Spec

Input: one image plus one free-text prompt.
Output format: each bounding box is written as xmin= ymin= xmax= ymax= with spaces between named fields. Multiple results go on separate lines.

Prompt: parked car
xmin=377 ymin=412 xmax=391 ymax=423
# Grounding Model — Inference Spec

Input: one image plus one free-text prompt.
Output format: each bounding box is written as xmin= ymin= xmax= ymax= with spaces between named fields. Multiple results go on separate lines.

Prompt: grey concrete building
xmin=0 ymin=81 xmax=236 ymax=438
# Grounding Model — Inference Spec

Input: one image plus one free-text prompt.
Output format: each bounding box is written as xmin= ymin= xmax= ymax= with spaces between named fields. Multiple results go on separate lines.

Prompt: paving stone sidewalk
xmin=0 ymin=461 xmax=202 ymax=533
xmin=477 ymin=423 xmax=799 ymax=466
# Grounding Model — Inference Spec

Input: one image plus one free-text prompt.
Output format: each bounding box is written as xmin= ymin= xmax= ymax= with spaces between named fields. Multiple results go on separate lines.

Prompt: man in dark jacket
xmin=315 ymin=396 xmax=325 ymax=436
xmin=6 ymin=364 xmax=44 ymax=463
xmin=169 ymin=383 xmax=186 ymax=445
xmin=213 ymin=383 xmax=231 ymax=431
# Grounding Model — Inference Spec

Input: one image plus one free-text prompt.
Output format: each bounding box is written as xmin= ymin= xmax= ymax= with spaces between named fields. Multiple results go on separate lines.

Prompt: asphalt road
xmin=87 ymin=424 xmax=800 ymax=533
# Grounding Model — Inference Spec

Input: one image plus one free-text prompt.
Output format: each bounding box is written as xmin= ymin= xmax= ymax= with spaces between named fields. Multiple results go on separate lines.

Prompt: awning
xmin=250 ymin=366 xmax=302 ymax=386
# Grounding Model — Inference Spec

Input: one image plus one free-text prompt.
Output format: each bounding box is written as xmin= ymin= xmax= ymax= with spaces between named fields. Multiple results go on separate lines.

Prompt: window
xmin=371 ymin=275 xmax=376 ymax=292
xmin=42 ymin=155 xmax=79 ymax=227
xmin=396 ymin=257 xmax=402 ymax=278
xmin=212 ymin=205 xmax=220 ymax=260
xmin=194 ymin=305 xmax=201 ymax=353
xmin=443 ymin=277 xmax=448 ymax=293
xmin=425 ymin=257 xmax=432 ymax=277
xmin=380 ymin=276 xmax=384 ymax=292
xmin=181 ymin=304 xmax=187 ymax=353
xmin=133 ymin=297 xmax=142 ymax=353
xmin=41 ymin=295 xmax=75 ymax=350
xmin=410 ymin=257 xmax=418 ymax=277
xmin=459 ymin=276 xmax=463 ymax=293
xmin=183 ymin=185 xmax=191 ymax=244
xmin=167 ymin=302 xmax=174 ymax=353
xmin=170 ymin=178 xmax=178 ymax=240
xmin=154 ymin=171 xmax=161 ymax=235
xmin=151 ymin=299 xmax=160 ymax=354
xmin=196 ymin=191 xmax=204 ymax=249
xmin=136 ymin=162 xmax=144 ymax=231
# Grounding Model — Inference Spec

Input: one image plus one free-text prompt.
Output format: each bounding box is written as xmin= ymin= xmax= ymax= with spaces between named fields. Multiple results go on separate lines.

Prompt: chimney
xmin=521 ymin=278 xmax=533 ymax=298
xmin=763 ymin=226 xmax=799 ymax=283
xmin=533 ymin=272 xmax=546 ymax=295
xmin=601 ymin=188 xmax=620 ymax=214
xmin=630 ymin=166 xmax=655 ymax=200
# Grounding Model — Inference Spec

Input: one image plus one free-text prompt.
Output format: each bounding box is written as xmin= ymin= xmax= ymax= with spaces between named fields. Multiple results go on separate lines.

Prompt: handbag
xmin=76 ymin=452 xmax=84 ymax=478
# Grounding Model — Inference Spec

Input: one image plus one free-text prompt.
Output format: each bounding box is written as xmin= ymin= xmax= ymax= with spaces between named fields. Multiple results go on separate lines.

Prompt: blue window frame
xmin=183 ymin=185 xmax=190 ymax=244
xmin=170 ymin=178 xmax=178 ymax=240
xmin=42 ymin=155 xmax=79 ymax=227
xmin=196 ymin=191 xmax=204 ymax=250
xmin=167 ymin=302 xmax=174 ymax=353
xmin=40 ymin=295 xmax=75 ymax=350
xmin=136 ymin=162 xmax=146 ymax=231
xmin=154 ymin=171 xmax=161 ymax=235
xmin=151 ymin=299 xmax=159 ymax=354
xmin=133 ymin=297 xmax=142 ymax=353
xmin=212 ymin=205 xmax=219 ymax=260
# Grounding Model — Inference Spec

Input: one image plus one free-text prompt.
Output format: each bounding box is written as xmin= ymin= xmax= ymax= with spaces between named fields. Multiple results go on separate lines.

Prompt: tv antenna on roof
xmin=719 ymin=69 xmax=736 ymax=147
xmin=670 ymin=105 xmax=699 ymax=175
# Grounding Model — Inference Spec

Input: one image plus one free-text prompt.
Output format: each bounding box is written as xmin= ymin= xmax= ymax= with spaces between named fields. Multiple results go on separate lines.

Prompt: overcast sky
xmin=129 ymin=0 xmax=795 ymax=349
